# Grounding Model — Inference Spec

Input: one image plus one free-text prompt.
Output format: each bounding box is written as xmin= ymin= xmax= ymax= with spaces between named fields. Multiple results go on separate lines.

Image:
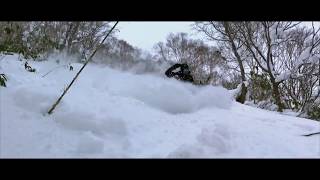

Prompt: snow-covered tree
xmin=234 ymin=21 xmax=319 ymax=113
xmin=194 ymin=21 xmax=249 ymax=103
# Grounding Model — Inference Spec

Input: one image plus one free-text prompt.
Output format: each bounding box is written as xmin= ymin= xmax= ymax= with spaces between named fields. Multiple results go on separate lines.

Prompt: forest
xmin=1 ymin=21 xmax=319 ymax=120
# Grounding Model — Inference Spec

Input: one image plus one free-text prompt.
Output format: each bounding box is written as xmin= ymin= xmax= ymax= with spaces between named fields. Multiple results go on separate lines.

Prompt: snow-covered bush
xmin=305 ymin=102 xmax=320 ymax=121
xmin=247 ymin=72 xmax=273 ymax=104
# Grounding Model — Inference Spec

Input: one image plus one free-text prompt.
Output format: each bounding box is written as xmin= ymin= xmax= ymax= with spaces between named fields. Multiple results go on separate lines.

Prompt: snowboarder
xmin=165 ymin=63 xmax=194 ymax=83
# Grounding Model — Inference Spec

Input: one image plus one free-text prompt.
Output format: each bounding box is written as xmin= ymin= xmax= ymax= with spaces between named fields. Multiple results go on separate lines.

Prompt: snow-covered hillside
xmin=0 ymin=54 xmax=319 ymax=158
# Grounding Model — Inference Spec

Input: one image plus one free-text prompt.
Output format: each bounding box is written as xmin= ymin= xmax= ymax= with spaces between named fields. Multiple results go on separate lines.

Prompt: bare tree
xmin=194 ymin=21 xmax=248 ymax=103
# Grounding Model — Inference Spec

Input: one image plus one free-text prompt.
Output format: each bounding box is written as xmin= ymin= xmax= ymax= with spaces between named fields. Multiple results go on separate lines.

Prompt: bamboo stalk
xmin=48 ymin=21 xmax=119 ymax=115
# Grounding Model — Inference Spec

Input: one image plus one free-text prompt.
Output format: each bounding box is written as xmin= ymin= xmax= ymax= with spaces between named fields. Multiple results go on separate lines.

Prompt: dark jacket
xmin=165 ymin=63 xmax=194 ymax=83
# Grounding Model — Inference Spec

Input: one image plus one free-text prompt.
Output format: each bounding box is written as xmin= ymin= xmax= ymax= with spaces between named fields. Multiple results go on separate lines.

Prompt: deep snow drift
xmin=0 ymin=54 xmax=319 ymax=158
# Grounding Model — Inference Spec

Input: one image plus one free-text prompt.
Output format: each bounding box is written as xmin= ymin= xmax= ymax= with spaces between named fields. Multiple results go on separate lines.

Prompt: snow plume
xmin=91 ymin=52 xmax=171 ymax=76
xmin=40 ymin=51 xmax=172 ymax=77
xmin=1 ymin=54 xmax=319 ymax=158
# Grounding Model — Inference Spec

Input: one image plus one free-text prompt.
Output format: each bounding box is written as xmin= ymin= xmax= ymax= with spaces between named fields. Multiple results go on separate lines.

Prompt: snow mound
xmin=12 ymin=87 xmax=57 ymax=114
xmin=168 ymin=124 xmax=232 ymax=158
xmin=54 ymin=111 xmax=128 ymax=137
xmin=196 ymin=125 xmax=231 ymax=154
xmin=105 ymin=72 xmax=232 ymax=114
xmin=76 ymin=132 xmax=104 ymax=154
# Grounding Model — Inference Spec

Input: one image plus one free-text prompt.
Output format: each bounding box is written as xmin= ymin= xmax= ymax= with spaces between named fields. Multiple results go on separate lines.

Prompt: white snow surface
xmin=1 ymin=54 xmax=319 ymax=158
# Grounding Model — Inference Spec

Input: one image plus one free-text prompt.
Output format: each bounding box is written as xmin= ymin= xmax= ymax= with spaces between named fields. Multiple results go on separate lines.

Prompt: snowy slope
xmin=0 ymin=54 xmax=319 ymax=158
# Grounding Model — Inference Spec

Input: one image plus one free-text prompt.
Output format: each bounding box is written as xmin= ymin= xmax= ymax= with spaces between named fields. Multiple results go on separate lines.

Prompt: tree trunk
xmin=61 ymin=23 xmax=73 ymax=50
xmin=67 ymin=22 xmax=80 ymax=54
xmin=235 ymin=61 xmax=247 ymax=104
xmin=236 ymin=83 xmax=248 ymax=104
xmin=223 ymin=22 xmax=247 ymax=104
xmin=270 ymin=78 xmax=284 ymax=112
